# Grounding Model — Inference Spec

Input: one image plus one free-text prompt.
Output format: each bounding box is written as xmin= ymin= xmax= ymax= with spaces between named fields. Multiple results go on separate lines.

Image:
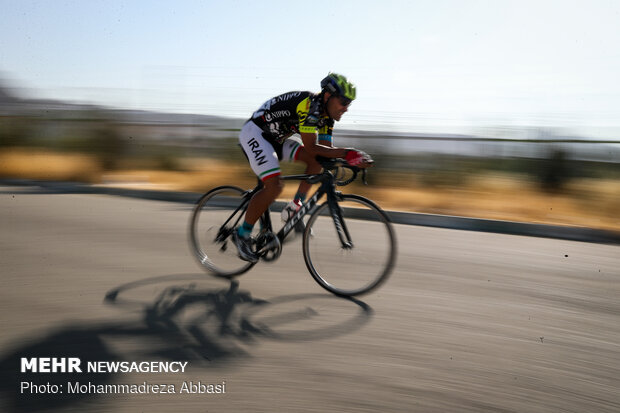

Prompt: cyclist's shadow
xmin=0 ymin=274 xmax=373 ymax=413
xmin=105 ymin=274 xmax=375 ymax=358
xmin=112 ymin=277 xmax=268 ymax=362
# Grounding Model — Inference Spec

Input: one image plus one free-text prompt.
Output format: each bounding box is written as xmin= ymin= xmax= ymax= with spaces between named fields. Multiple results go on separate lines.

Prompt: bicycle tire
xmin=189 ymin=186 xmax=256 ymax=278
xmin=302 ymin=194 xmax=397 ymax=297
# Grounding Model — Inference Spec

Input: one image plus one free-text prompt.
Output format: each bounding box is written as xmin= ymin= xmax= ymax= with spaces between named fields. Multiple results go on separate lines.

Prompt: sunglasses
xmin=338 ymin=96 xmax=352 ymax=106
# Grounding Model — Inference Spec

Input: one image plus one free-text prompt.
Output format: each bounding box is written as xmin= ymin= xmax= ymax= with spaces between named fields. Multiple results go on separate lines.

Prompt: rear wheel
xmin=303 ymin=194 xmax=396 ymax=296
xmin=189 ymin=186 xmax=256 ymax=278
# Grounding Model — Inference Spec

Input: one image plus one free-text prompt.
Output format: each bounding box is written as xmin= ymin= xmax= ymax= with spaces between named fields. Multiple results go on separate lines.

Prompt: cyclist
xmin=234 ymin=73 xmax=373 ymax=262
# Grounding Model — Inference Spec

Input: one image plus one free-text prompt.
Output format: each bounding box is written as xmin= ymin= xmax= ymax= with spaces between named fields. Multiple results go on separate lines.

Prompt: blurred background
xmin=1 ymin=0 xmax=619 ymax=230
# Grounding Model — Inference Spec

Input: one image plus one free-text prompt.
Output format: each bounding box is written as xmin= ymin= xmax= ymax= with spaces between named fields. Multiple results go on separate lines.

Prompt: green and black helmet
xmin=321 ymin=73 xmax=356 ymax=104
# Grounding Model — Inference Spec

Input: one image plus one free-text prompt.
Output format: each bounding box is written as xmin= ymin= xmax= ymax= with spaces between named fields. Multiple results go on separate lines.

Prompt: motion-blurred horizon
xmin=2 ymin=76 xmax=619 ymax=160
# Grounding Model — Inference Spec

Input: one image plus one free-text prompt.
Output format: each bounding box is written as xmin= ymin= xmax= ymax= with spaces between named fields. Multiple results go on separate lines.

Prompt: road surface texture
xmin=1 ymin=185 xmax=619 ymax=412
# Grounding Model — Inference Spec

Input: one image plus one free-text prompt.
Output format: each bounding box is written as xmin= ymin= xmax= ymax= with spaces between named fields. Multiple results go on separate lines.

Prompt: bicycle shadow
xmin=0 ymin=273 xmax=373 ymax=413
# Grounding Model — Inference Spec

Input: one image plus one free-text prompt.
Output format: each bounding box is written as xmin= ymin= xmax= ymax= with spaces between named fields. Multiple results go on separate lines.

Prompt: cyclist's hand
xmin=345 ymin=149 xmax=374 ymax=168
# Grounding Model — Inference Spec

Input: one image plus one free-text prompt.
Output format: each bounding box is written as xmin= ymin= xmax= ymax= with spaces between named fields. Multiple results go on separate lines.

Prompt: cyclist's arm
xmin=300 ymin=132 xmax=347 ymax=158
xmin=318 ymin=132 xmax=333 ymax=147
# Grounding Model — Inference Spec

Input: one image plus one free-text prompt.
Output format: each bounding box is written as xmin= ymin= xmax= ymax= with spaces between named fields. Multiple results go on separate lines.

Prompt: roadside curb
xmin=3 ymin=179 xmax=620 ymax=245
xmin=387 ymin=210 xmax=620 ymax=245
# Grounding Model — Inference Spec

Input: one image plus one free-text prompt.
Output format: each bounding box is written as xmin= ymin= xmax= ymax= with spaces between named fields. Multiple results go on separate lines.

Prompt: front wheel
xmin=302 ymin=194 xmax=397 ymax=297
xmin=189 ymin=186 xmax=256 ymax=278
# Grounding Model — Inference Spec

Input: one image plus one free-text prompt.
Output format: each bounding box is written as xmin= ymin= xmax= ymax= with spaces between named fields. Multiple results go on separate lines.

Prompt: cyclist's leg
xmin=238 ymin=122 xmax=284 ymax=228
xmin=236 ymin=122 xmax=285 ymax=261
xmin=244 ymin=175 xmax=283 ymax=225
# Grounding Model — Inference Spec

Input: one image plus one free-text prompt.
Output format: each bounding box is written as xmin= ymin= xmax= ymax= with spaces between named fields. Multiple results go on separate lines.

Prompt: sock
xmin=294 ymin=192 xmax=306 ymax=204
xmin=237 ymin=221 xmax=254 ymax=238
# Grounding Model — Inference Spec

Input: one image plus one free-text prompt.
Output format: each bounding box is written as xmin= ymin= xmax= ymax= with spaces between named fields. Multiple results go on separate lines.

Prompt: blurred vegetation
xmin=1 ymin=111 xmax=619 ymax=230
xmin=0 ymin=115 xmax=35 ymax=147
xmin=359 ymin=150 xmax=619 ymax=194
xmin=2 ymin=112 xmax=620 ymax=192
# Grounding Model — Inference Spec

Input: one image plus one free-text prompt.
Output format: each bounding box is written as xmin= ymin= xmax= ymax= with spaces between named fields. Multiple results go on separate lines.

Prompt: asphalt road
xmin=1 ymin=186 xmax=619 ymax=413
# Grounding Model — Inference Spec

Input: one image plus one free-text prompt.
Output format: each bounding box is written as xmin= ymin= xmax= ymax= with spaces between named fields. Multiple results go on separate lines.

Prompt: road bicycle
xmin=189 ymin=157 xmax=397 ymax=297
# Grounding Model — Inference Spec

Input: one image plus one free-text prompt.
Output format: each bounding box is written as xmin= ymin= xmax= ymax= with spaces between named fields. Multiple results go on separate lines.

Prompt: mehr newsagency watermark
xmin=19 ymin=357 xmax=226 ymax=395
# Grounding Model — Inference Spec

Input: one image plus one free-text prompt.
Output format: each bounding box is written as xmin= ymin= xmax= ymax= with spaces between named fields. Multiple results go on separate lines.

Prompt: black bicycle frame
xmin=232 ymin=169 xmax=354 ymax=252
xmin=276 ymin=173 xmax=353 ymax=248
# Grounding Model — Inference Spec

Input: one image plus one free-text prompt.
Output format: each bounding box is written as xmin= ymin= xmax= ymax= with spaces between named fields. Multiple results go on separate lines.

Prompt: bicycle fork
xmin=328 ymin=194 xmax=354 ymax=249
